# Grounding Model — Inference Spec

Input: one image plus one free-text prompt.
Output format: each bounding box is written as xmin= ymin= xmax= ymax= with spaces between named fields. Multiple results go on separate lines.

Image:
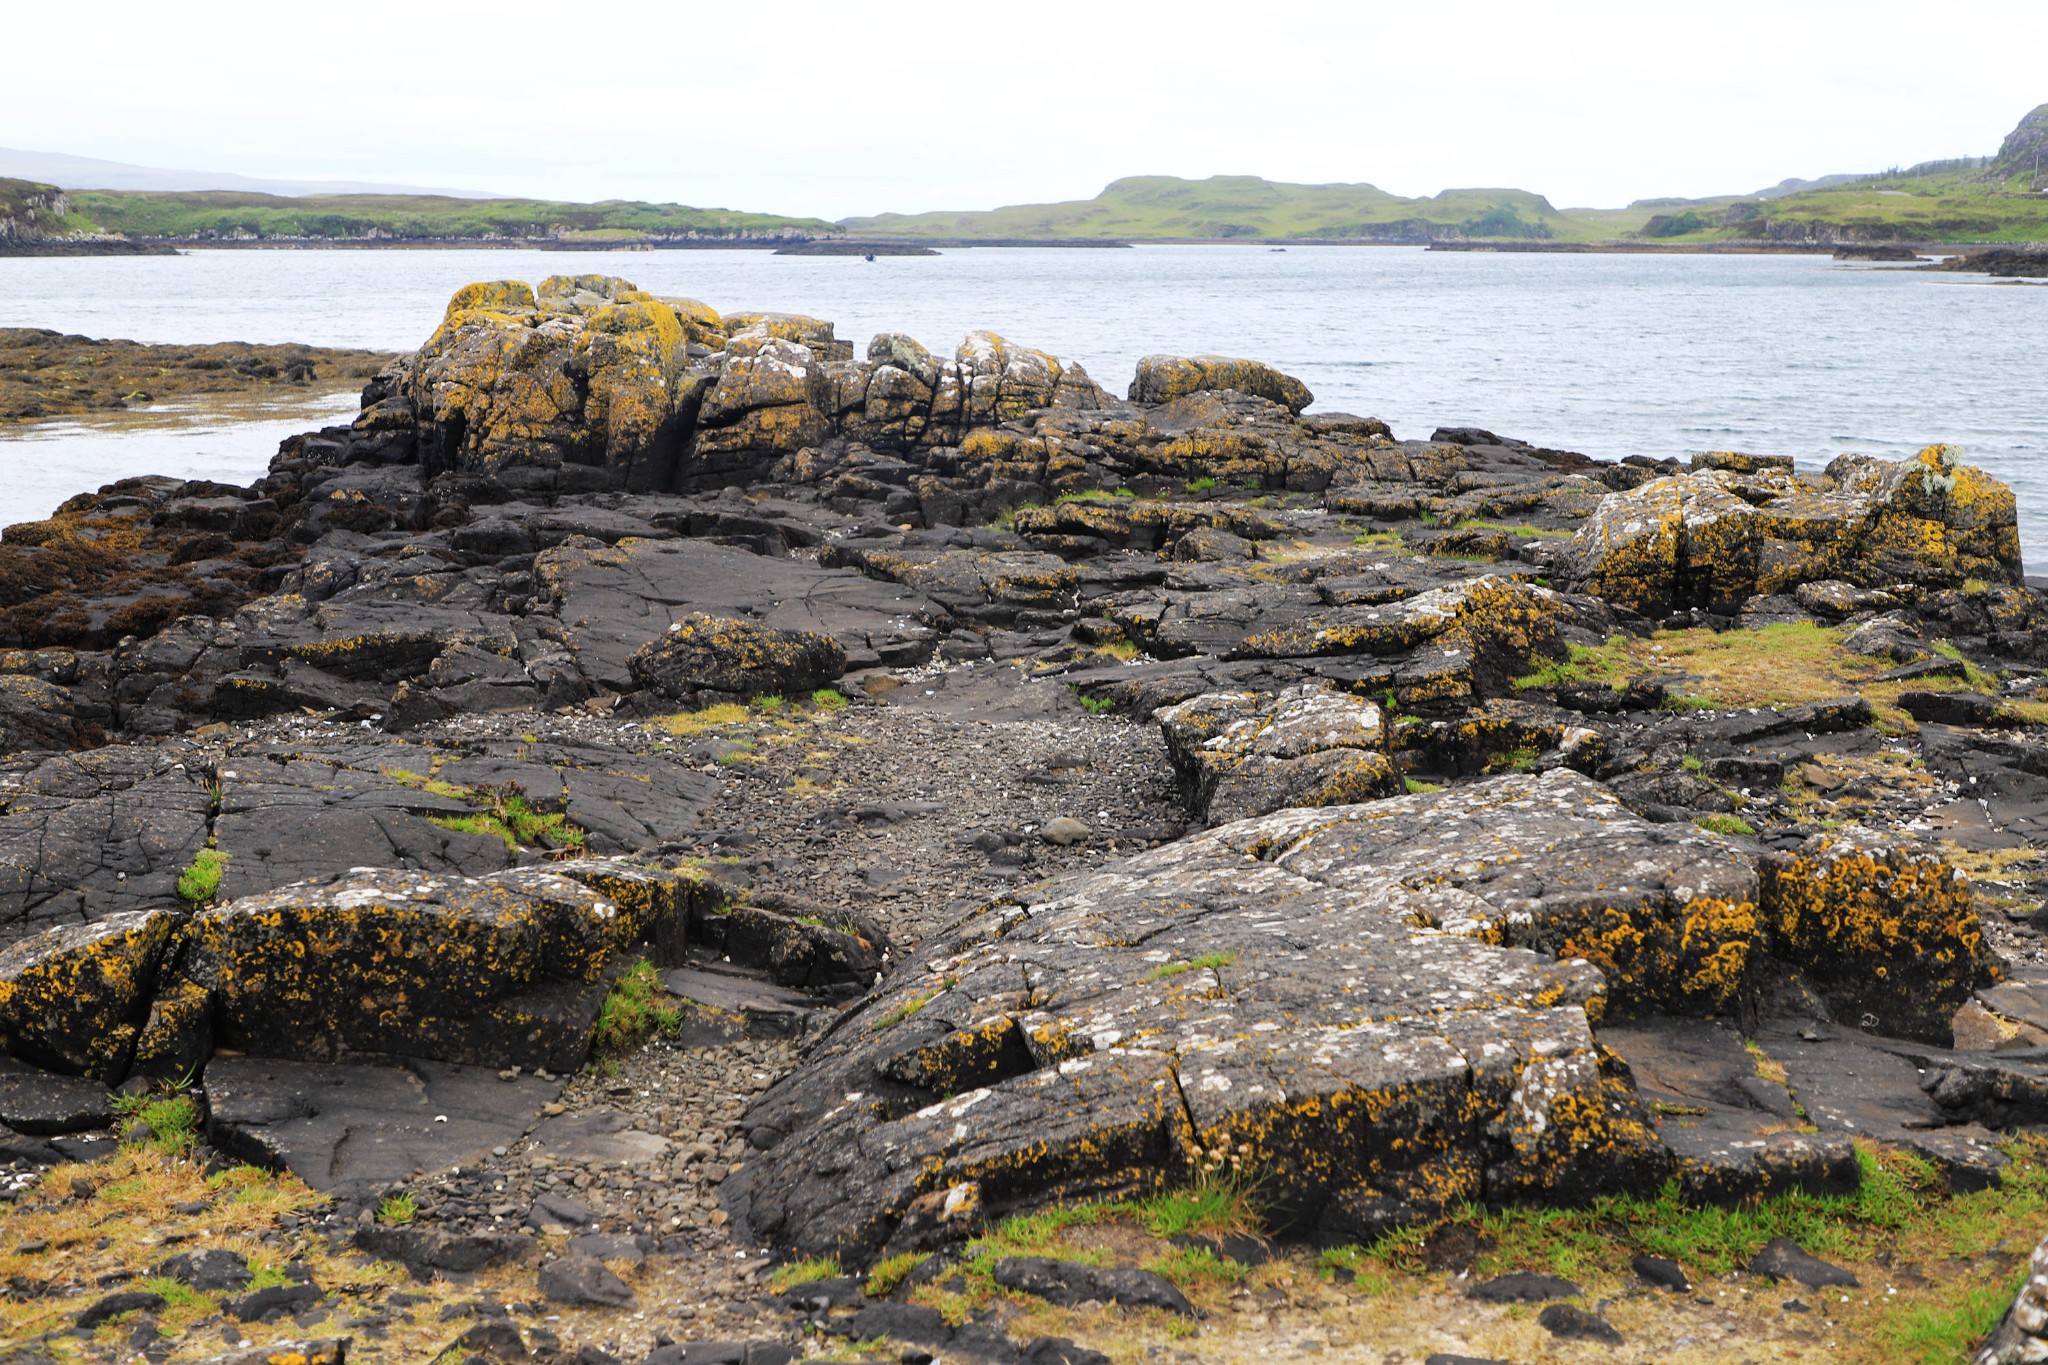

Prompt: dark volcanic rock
xmin=1747 ymin=1237 xmax=1858 ymax=1288
xmin=1537 ymin=1302 xmax=1623 ymax=1343
xmin=179 ymin=861 xmax=691 ymax=1071
xmin=628 ymin=613 xmax=847 ymax=703
xmin=729 ymin=765 xmax=1993 ymax=1260
xmin=207 ymin=1054 xmax=563 ymax=1198
xmin=988 ymin=1257 xmax=1194 ymax=1314
xmin=156 ymin=1247 xmax=256 ymax=1293
xmin=0 ymin=1063 xmax=117 ymax=1133
xmin=537 ymin=1253 xmax=635 ymax=1307
xmin=1468 ymin=1271 xmax=1581 ymax=1302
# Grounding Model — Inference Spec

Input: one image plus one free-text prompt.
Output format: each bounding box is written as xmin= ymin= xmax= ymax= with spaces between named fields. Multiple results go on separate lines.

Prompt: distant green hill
xmin=1647 ymin=104 xmax=2048 ymax=246
xmin=843 ymin=175 xmax=1655 ymax=243
xmin=52 ymin=189 xmax=838 ymax=244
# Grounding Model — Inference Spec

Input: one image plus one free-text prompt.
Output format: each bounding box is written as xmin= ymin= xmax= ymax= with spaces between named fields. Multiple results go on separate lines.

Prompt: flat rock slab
xmin=730 ymin=770 xmax=1741 ymax=1259
xmin=529 ymin=1108 xmax=673 ymax=1166
xmin=0 ymin=1060 xmax=116 ymax=1134
xmin=1600 ymin=1017 xmax=1859 ymax=1203
xmin=539 ymin=538 xmax=941 ymax=687
xmin=204 ymin=1054 xmax=563 ymax=1200
xmin=0 ymin=747 xmax=211 ymax=948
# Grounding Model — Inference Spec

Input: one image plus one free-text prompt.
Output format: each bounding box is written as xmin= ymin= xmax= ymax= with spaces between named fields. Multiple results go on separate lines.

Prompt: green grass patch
xmin=1402 ymin=777 xmax=1444 ymax=795
xmin=376 ymin=1191 xmax=417 ymax=1226
xmin=875 ymin=984 xmax=948 ymax=1029
xmin=592 ymin=959 xmax=684 ymax=1053
xmin=176 ymin=848 xmax=229 ymax=906
xmin=1075 ymin=691 xmax=1116 ymax=714
xmin=1694 ymin=813 xmax=1758 ymax=838
xmin=864 ymin=1251 xmax=930 ymax=1297
xmin=750 ymin=694 xmax=786 ymax=713
xmin=769 ymin=1256 xmax=844 ymax=1293
xmin=1143 ymin=952 xmax=1239 ymax=982
xmin=1185 ymin=477 xmax=1220 ymax=493
xmin=1142 ymin=1243 xmax=1249 ymax=1294
xmin=112 ymin=1091 xmax=201 ymax=1155
xmin=810 ymin=687 xmax=849 ymax=710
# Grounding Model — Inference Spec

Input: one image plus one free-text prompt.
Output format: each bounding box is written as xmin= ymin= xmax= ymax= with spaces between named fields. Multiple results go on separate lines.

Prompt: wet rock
xmin=988 ymin=1257 xmax=1194 ymax=1314
xmin=628 ymin=614 xmax=847 ymax=704
xmin=1537 ymin=1302 xmax=1622 ymax=1343
xmin=1158 ymin=683 xmax=1399 ymax=824
xmin=537 ymin=1253 xmax=635 ymax=1307
xmin=1748 ymin=1237 xmax=1858 ymax=1287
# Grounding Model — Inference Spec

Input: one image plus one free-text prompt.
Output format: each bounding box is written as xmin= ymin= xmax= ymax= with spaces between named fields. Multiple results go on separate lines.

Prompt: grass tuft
xmin=592 ymin=959 xmax=684 ymax=1053
xmin=176 ymin=848 xmax=229 ymax=906
xmin=769 ymin=1256 xmax=843 ymax=1293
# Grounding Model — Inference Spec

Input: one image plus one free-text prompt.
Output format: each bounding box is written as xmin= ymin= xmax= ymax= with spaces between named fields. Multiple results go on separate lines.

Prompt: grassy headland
xmin=2 ymin=178 xmax=839 ymax=247
xmin=842 ymin=175 xmax=1648 ymax=242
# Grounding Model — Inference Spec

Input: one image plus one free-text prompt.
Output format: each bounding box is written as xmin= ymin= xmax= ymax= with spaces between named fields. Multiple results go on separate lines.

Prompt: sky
xmin=7 ymin=1 xmax=2046 ymax=219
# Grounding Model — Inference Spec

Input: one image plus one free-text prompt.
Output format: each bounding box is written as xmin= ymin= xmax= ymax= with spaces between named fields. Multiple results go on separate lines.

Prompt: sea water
xmin=2 ymin=244 xmax=2043 ymax=562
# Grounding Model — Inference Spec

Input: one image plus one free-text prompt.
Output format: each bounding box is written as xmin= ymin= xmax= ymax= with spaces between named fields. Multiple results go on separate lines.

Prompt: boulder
xmin=627 ymin=613 xmax=847 ymax=703
xmin=1130 ymin=355 xmax=1315 ymax=415
xmin=180 ymin=862 xmax=688 ymax=1071
xmin=0 ymin=909 xmax=177 ymax=1079
xmin=1157 ymin=683 xmax=1400 ymax=823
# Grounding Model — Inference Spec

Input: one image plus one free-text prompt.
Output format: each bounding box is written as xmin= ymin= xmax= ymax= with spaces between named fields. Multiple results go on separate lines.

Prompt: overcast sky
xmin=8 ymin=1 xmax=2046 ymax=218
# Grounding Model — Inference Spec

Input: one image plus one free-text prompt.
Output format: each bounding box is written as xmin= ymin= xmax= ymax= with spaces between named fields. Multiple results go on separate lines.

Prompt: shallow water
xmin=2 ymin=245 xmax=2043 ymax=562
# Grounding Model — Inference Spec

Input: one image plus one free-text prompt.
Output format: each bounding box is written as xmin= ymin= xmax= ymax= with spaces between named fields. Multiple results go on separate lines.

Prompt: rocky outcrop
xmin=0 ymin=858 xmax=710 ymax=1080
xmin=1552 ymin=445 xmax=2024 ymax=615
xmin=1129 ymin=355 xmax=1314 ymax=414
xmin=357 ymin=276 xmax=1114 ymax=495
xmin=725 ymin=769 xmax=1992 ymax=1259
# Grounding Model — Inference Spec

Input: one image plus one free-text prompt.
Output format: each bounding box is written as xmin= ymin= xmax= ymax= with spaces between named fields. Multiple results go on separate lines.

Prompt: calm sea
xmin=2 ymin=245 xmax=2044 ymax=563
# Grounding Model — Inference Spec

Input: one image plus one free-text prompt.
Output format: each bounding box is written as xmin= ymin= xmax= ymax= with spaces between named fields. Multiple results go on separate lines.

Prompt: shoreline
xmin=10 ymin=236 xmax=2036 ymax=256
xmin=2 ymin=276 xmax=2047 ymax=1365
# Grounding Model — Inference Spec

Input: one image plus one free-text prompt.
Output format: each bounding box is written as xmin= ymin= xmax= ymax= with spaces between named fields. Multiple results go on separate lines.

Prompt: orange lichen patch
xmin=1544 ymin=897 xmax=1760 ymax=1017
xmin=0 ymin=910 xmax=176 ymax=1079
xmin=1762 ymin=835 xmax=1995 ymax=1042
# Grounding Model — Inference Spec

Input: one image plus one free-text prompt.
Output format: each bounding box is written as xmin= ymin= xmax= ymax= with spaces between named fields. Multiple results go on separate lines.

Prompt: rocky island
xmin=4 ymin=274 xmax=2048 ymax=1364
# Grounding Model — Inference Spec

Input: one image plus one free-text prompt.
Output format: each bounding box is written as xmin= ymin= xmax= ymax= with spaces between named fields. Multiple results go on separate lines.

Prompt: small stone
xmin=1537 ymin=1302 xmax=1623 ymax=1344
xmin=1749 ymin=1238 xmax=1859 ymax=1288
xmin=537 ymin=1254 xmax=634 ymax=1307
xmin=1039 ymin=817 xmax=1090 ymax=847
